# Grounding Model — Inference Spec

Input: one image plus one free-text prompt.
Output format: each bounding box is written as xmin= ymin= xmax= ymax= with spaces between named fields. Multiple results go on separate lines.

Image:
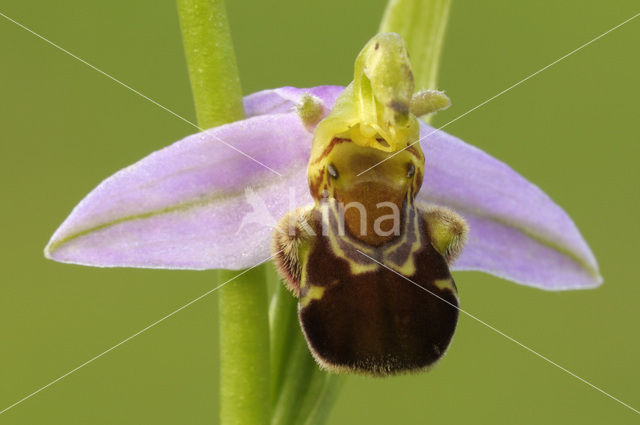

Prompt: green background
xmin=1 ymin=0 xmax=638 ymax=423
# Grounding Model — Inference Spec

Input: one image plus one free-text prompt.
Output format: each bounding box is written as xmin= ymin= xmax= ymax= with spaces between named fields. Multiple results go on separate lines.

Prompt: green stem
xmin=218 ymin=268 xmax=271 ymax=425
xmin=379 ymin=0 xmax=452 ymax=123
xmin=271 ymin=326 xmax=319 ymax=425
xmin=177 ymin=2 xmax=270 ymax=425
xmin=302 ymin=374 xmax=344 ymax=425
xmin=269 ymin=279 xmax=298 ymax=403
xmin=177 ymin=0 xmax=244 ymax=128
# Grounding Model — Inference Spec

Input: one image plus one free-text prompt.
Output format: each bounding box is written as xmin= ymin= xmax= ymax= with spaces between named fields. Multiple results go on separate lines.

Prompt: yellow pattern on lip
xmin=300 ymin=285 xmax=327 ymax=307
xmin=434 ymin=279 xmax=455 ymax=292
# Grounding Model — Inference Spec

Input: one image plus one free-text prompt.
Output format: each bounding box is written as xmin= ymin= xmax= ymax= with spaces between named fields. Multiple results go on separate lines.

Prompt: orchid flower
xmin=44 ymin=65 xmax=601 ymax=292
xmin=44 ymin=28 xmax=602 ymax=384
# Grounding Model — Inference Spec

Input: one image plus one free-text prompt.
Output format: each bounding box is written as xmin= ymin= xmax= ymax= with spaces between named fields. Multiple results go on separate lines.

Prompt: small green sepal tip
xmin=297 ymin=94 xmax=325 ymax=131
xmin=410 ymin=89 xmax=451 ymax=117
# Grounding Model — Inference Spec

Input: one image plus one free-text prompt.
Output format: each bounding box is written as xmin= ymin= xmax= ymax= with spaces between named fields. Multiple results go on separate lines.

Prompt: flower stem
xmin=379 ymin=0 xmax=451 ymax=123
xmin=269 ymin=278 xmax=299 ymax=403
xmin=301 ymin=373 xmax=344 ymax=425
xmin=177 ymin=2 xmax=270 ymax=425
xmin=218 ymin=268 xmax=271 ymax=425
xmin=177 ymin=0 xmax=244 ymax=128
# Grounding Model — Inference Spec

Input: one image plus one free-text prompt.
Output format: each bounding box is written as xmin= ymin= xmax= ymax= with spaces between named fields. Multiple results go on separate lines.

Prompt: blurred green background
xmin=1 ymin=0 xmax=638 ymax=423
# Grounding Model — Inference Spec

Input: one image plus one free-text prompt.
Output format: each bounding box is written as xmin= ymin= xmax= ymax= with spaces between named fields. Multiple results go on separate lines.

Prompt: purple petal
xmin=418 ymin=122 xmax=601 ymax=290
xmin=244 ymin=86 xmax=344 ymax=117
xmin=45 ymin=113 xmax=313 ymax=269
xmin=47 ymin=83 xmax=600 ymax=288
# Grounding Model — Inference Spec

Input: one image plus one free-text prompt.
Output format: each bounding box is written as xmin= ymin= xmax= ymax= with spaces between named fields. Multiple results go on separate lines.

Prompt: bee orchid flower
xmin=44 ymin=37 xmax=601 ymax=295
